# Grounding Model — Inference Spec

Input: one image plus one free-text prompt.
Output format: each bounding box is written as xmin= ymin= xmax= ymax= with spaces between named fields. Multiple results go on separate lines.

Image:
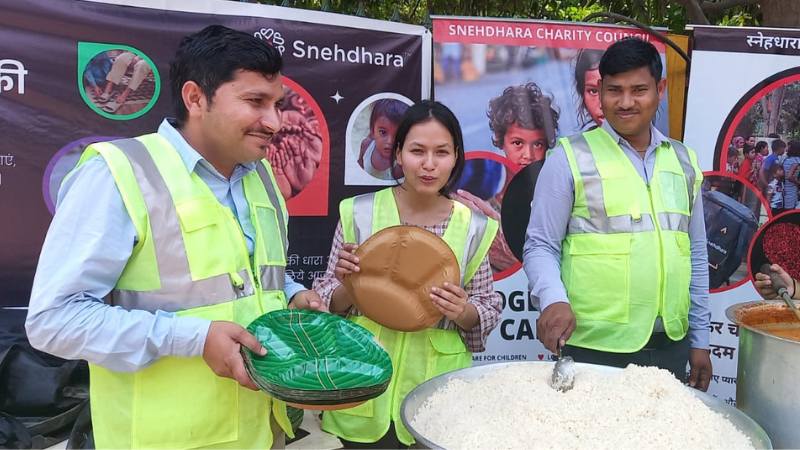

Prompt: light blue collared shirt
xmin=25 ymin=119 xmax=306 ymax=371
xmin=522 ymin=120 xmax=711 ymax=349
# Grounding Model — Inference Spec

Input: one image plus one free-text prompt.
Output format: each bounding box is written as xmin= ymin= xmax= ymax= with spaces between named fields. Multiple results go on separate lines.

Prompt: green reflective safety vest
xmin=560 ymin=127 xmax=703 ymax=353
xmin=322 ymin=188 xmax=498 ymax=445
xmin=78 ymin=134 xmax=293 ymax=449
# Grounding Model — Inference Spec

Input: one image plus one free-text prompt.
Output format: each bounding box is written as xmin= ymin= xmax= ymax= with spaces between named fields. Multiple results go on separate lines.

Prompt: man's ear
xmin=181 ymin=81 xmax=207 ymax=119
xmin=656 ymin=78 xmax=667 ymax=100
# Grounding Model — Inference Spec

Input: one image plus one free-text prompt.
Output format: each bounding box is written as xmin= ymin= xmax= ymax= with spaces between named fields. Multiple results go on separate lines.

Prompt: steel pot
xmin=727 ymin=300 xmax=800 ymax=449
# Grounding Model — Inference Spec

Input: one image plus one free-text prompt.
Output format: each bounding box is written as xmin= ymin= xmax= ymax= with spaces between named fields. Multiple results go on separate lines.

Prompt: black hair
xmin=487 ymin=82 xmax=560 ymax=149
xmin=772 ymin=139 xmax=787 ymax=153
xmin=169 ymin=25 xmax=283 ymax=127
xmin=574 ymin=49 xmax=604 ymax=126
xmin=769 ymin=162 xmax=784 ymax=177
xmin=599 ymin=37 xmax=662 ymax=83
xmin=755 ymin=141 xmax=769 ymax=153
xmin=788 ymin=140 xmax=800 ymax=158
xmin=369 ymin=99 xmax=409 ymax=131
xmin=390 ymin=100 xmax=465 ymax=197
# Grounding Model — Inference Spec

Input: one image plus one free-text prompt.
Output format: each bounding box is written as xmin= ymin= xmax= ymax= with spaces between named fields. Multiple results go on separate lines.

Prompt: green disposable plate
xmin=242 ymin=309 xmax=393 ymax=405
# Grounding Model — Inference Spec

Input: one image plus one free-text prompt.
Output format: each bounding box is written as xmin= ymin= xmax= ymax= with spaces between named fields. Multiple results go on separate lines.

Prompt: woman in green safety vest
xmin=312 ymin=100 xmax=501 ymax=448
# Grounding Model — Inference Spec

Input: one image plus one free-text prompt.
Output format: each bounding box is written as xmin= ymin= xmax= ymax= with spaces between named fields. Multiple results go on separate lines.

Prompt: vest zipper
xmin=225 ymin=207 xmax=259 ymax=293
xmin=389 ymin=332 xmax=407 ymax=425
xmin=646 ymin=182 xmax=666 ymax=320
xmin=643 ymin=153 xmax=666 ymax=320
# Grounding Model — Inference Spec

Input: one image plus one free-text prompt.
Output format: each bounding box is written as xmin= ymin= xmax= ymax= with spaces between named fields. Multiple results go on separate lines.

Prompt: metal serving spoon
xmin=550 ymin=345 xmax=575 ymax=392
xmin=761 ymin=263 xmax=800 ymax=322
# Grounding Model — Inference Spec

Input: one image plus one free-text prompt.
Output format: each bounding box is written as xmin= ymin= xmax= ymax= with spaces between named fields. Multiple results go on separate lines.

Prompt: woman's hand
xmin=334 ymin=243 xmax=360 ymax=284
xmin=754 ymin=264 xmax=795 ymax=299
xmin=430 ymin=282 xmax=469 ymax=322
xmin=452 ymin=189 xmax=501 ymax=220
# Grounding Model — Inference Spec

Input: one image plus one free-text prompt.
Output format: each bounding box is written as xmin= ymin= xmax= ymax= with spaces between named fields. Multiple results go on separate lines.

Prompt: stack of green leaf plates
xmin=242 ymin=309 xmax=393 ymax=409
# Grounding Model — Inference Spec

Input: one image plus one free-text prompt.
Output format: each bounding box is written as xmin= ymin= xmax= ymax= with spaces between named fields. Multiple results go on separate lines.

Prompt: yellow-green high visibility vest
xmin=77 ymin=134 xmax=293 ymax=449
xmin=560 ymin=127 xmax=703 ymax=353
xmin=322 ymin=187 xmax=498 ymax=445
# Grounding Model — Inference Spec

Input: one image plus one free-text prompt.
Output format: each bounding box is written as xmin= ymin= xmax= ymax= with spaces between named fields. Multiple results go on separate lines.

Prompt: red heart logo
xmin=537 ymin=354 xmax=544 ymax=360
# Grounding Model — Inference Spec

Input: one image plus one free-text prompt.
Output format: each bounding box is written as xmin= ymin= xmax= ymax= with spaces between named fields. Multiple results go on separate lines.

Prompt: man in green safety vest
xmin=523 ymin=37 xmax=712 ymax=391
xmin=26 ymin=25 xmax=324 ymax=448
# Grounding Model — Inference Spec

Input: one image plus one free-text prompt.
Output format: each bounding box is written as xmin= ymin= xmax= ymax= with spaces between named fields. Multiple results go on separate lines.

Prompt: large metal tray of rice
xmin=401 ymin=362 xmax=771 ymax=449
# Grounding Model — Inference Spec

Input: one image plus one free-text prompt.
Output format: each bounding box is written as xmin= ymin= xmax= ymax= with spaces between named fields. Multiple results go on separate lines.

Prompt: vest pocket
xmin=657 ymin=170 xmax=690 ymax=214
xmin=131 ymin=302 xmax=239 ymax=448
xmin=176 ymin=197 xmax=229 ymax=278
xmin=426 ymin=328 xmax=470 ymax=379
xmin=567 ymin=234 xmax=631 ymax=324
xmin=253 ymin=202 xmax=286 ymax=265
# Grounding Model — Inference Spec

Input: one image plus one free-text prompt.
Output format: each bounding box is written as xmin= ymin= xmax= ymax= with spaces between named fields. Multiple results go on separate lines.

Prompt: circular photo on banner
xmin=78 ymin=42 xmax=160 ymax=120
xmin=42 ymin=136 xmax=119 ymax=214
xmin=264 ymin=79 xmax=326 ymax=202
xmin=452 ymin=151 xmax=521 ymax=280
xmin=748 ymin=210 xmax=800 ymax=287
xmin=713 ymin=67 xmax=800 ymax=188
xmin=701 ymin=172 xmax=770 ymax=293
xmin=345 ymin=93 xmax=413 ymax=185
xmin=501 ymin=160 xmax=545 ymax=263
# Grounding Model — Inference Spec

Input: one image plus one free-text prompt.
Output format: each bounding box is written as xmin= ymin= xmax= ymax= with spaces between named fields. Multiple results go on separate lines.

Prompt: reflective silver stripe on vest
xmin=568 ymin=213 xmax=655 ymax=234
xmin=569 ymin=133 xmax=649 ymax=234
xmin=259 ymin=265 xmax=285 ymax=292
xmin=570 ymin=134 xmax=607 ymax=222
xmin=109 ymin=138 xmax=253 ymax=313
xmin=668 ymin=139 xmax=697 ymax=213
xmin=568 ymin=134 xmax=693 ymax=235
xmin=352 ymin=193 xmax=375 ymax=245
xmin=255 ymin=163 xmax=288 ymax=251
xmin=114 ymin=268 xmax=254 ymax=313
xmin=460 ymin=211 xmax=489 ymax=285
xmin=658 ymin=212 xmax=690 ymax=233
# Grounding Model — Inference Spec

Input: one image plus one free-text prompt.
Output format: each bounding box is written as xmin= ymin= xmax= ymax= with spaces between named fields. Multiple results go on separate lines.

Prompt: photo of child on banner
xmin=451 ymin=82 xmax=559 ymax=275
xmin=357 ymin=99 xmax=409 ymax=180
xmin=345 ymin=95 xmax=414 ymax=185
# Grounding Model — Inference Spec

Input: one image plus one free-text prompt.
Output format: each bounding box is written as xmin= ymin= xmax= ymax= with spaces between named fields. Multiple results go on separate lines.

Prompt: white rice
xmin=410 ymin=364 xmax=754 ymax=450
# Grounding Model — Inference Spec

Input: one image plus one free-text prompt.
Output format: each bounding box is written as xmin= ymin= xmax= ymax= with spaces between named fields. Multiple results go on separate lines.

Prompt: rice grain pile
xmin=411 ymin=364 xmax=754 ymax=449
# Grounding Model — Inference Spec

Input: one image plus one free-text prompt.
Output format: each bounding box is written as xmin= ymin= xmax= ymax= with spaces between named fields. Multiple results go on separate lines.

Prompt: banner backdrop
xmin=432 ymin=17 xmax=670 ymax=365
xmin=0 ymin=0 xmax=429 ymax=305
xmin=684 ymin=25 xmax=800 ymax=403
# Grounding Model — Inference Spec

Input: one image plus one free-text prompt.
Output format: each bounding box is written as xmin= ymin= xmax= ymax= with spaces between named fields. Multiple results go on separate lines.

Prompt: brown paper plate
xmin=286 ymin=400 xmax=366 ymax=411
xmin=343 ymin=225 xmax=459 ymax=331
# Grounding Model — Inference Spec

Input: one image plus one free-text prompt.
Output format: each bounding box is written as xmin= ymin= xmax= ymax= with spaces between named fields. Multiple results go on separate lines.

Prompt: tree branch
xmin=672 ymin=0 xmax=711 ymax=24
xmin=700 ymin=0 xmax=760 ymax=15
